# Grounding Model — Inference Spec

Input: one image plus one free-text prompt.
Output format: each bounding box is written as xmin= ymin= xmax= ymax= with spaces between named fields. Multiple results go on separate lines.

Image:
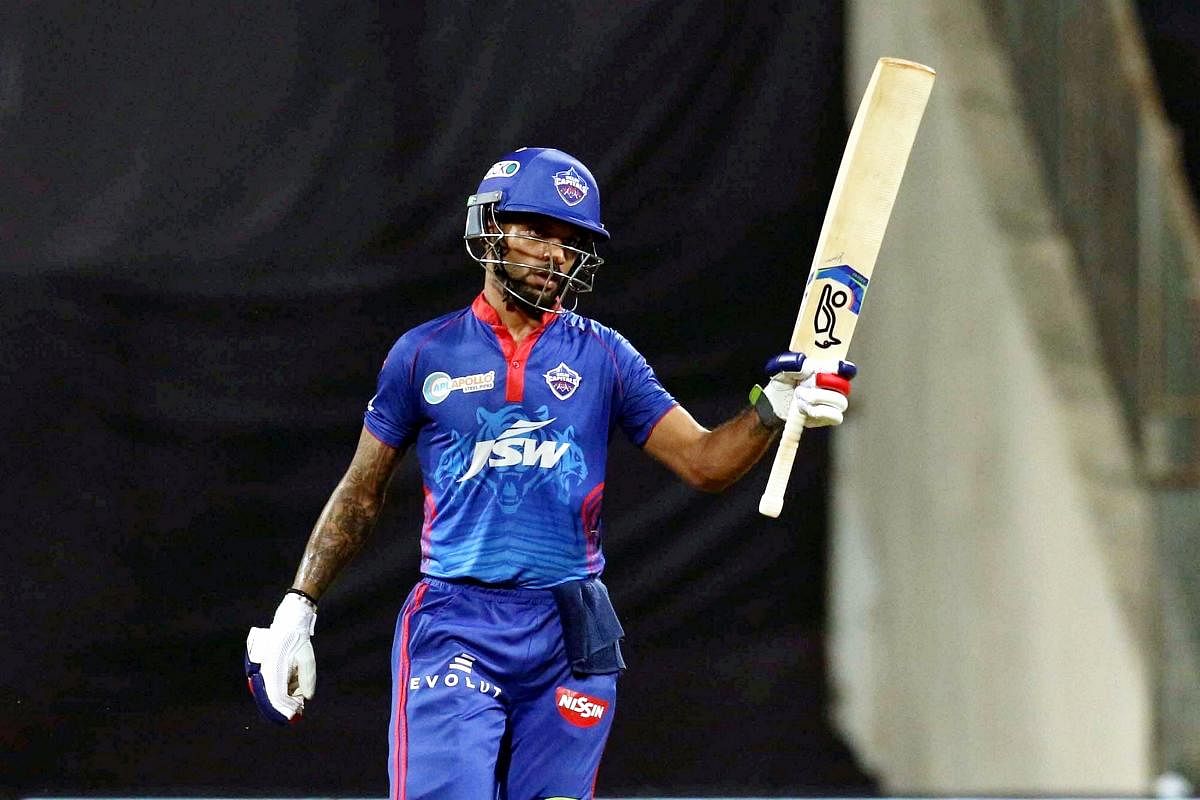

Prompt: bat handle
xmin=758 ymin=403 xmax=807 ymax=518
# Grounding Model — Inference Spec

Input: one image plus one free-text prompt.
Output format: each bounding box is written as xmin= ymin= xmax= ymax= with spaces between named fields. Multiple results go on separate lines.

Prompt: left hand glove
xmin=245 ymin=591 xmax=317 ymax=725
xmin=752 ymin=352 xmax=857 ymax=430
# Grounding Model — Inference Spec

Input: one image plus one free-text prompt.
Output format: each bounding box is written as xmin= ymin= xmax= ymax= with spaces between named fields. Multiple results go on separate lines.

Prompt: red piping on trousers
xmin=391 ymin=582 xmax=429 ymax=800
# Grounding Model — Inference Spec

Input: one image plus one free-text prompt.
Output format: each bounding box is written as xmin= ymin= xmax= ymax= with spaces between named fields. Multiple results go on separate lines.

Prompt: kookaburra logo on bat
xmin=808 ymin=265 xmax=870 ymax=350
xmin=813 ymin=283 xmax=849 ymax=348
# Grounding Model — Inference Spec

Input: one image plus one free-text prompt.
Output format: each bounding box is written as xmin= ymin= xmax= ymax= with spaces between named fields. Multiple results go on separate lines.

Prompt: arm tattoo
xmin=293 ymin=440 xmax=398 ymax=599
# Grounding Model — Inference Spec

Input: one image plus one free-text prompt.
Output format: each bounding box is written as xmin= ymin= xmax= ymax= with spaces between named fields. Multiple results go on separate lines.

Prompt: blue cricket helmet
xmin=467 ymin=147 xmax=609 ymax=240
xmin=464 ymin=148 xmax=608 ymax=313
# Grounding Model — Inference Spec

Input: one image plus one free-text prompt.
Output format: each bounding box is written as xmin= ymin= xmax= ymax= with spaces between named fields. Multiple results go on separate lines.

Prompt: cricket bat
xmin=758 ymin=57 xmax=935 ymax=518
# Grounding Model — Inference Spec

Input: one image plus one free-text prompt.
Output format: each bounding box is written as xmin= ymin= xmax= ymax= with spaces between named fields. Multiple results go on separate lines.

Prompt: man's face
xmin=492 ymin=213 xmax=588 ymax=307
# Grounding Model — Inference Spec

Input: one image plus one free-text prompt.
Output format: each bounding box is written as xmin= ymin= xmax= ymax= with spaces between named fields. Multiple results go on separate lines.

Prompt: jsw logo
xmin=457 ymin=418 xmax=570 ymax=483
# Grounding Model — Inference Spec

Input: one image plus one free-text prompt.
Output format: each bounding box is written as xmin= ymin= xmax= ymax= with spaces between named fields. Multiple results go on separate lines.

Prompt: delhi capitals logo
xmin=432 ymin=405 xmax=587 ymax=514
xmin=543 ymin=361 xmax=581 ymax=400
xmin=552 ymin=167 xmax=588 ymax=207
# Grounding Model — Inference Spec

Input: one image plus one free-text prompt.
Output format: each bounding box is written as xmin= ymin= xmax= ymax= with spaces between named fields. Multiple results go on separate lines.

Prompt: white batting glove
xmin=752 ymin=353 xmax=856 ymax=429
xmin=245 ymin=591 xmax=317 ymax=725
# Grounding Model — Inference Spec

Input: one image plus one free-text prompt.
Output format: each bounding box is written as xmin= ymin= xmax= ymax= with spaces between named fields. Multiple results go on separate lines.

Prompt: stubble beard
xmin=496 ymin=264 xmax=563 ymax=314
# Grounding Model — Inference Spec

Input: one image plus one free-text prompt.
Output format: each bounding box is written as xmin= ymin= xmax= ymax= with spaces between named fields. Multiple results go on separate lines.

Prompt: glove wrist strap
xmin=749 ymin=384 xmax=784 ymax=431
xmin=287 ymin=588 xmax=319 ymax=609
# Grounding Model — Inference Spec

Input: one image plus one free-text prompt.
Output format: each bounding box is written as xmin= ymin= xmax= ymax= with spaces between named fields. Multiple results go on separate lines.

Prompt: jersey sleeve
xmin=610 ymin=330 xmax=678 ymax=446
xmin=363 ymin=335 xmax=421 ymax=448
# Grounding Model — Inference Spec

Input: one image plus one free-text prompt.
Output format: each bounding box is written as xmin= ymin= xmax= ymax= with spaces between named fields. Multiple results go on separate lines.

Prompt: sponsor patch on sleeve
xmin=422 ymin=370 xmax=496 ymax=404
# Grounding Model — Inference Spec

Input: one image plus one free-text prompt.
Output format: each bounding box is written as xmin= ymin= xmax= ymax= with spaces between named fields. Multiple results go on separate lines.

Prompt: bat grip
xmin=758 ymin=403 xmax=807 ymax=518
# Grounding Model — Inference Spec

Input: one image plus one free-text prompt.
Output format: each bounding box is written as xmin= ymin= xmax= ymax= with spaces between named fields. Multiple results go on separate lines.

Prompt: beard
xmin=496 ymin=263 xmax=566 ymax=313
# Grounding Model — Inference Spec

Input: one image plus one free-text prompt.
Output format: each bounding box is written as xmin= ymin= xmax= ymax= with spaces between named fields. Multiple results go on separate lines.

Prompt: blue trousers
xmin=388 ymin=578 xmax=619 ymax=800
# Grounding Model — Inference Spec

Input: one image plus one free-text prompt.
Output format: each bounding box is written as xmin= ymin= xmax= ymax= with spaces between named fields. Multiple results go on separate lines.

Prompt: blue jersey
xmin=364 ymin=294 xmax=677 ymax=588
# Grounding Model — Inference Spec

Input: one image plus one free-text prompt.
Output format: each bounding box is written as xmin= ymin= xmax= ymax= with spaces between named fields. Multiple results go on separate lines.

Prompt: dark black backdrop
xmin=1 ymin=2 xmax=877 ymax=796
xmin=1139 ymin=0 xmax=1200 ymax=207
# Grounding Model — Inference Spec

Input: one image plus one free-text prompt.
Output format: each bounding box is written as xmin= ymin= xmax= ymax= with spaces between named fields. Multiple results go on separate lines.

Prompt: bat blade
xmin=759 ymin=57 xmax=935 ymax=519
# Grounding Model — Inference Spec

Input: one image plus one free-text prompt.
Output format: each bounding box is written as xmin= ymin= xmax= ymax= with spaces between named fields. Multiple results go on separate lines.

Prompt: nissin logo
xmin=457 ymin=418 xmax=570 ymax=483
xmin=554 ymin=687 xmax=608 ymax=728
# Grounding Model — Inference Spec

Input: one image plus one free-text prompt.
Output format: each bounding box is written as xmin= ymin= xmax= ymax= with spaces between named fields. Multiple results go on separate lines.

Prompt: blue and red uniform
xmin=365 ymin=294 xmax=677 ymax=799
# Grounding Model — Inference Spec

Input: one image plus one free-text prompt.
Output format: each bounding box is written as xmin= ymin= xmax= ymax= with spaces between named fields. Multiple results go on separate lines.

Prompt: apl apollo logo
xmin=422 ymin=370 xmax=495 ymax=405
xmin=432 ymin=406 xmax=587 ymax=514
xmin=552 ymin=167 xmax=588 ymax=207
xmin=555 ymin=687 xmax=609 ymax=728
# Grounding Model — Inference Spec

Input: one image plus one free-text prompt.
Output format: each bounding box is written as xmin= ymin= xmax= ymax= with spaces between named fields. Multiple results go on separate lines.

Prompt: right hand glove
xmin=752 ymin=352 xmax=857 ymax=430
xmin=245 ymin=591 xmax=317 ymax=725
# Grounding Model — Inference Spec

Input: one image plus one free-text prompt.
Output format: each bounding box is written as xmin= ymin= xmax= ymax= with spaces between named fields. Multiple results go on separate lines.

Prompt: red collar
xmin=470 ymin=292 xmax=558 ymax=331
xmin=471 ymin=293 xmax=558 ymax=403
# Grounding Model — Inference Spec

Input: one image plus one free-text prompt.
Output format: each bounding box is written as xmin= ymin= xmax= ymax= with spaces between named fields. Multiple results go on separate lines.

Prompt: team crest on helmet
xmin=552 ymin=167 xmax=589 ymax=207
xmin=544 ymin=361 xmax=582 ymax=400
